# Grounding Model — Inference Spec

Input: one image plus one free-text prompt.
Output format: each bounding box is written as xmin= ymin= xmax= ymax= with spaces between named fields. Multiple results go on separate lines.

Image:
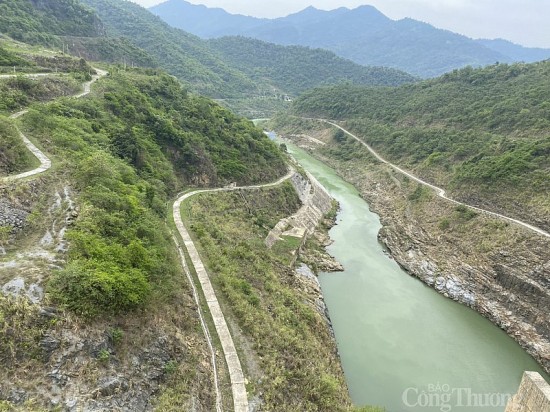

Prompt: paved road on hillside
xmin=173 ymin=169 xmax=294 ymax=412
xmin=317 ymin=119 xmax=550 ymax=239
xmin=1 ymin=69 xmax=107 ymax=183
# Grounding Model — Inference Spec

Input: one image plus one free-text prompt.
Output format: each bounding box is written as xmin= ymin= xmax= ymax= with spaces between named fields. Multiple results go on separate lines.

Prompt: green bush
xmin=438 ymin=218 xmax=451 ymax=230
xmin=48 ymin=260 xmax=150 ymax=317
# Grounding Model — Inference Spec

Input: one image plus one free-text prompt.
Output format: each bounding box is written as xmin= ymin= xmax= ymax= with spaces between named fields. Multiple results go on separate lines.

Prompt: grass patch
xmin=271 ymin=235 xmax=303 ymax=265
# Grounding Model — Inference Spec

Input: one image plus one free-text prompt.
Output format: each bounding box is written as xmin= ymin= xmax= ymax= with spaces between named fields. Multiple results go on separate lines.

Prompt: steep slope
xmin=0 ymin=117 xmax=36 ymax=175
xmin=0 ymin=0 xmax=104 ymax=45
xmin=0 ymin=54 xmax=371 ymax=411
xmin=0 ymin=0 xmax=159 ymax=70
xmin=82 ymin=0 xmax=417 ymax=103
xmin=292 ymin=61 xmax=550 ymax=231
xmin=0 ymin=51 xmax=296 ymax=410
xmin=208 ymin=36 xmax=416 ymax=95
xmin=152 ymin=1 xmax=535 ymax=78
xmin=0 ymin=49 xmax=218 ymax=410
xmin=80 ymin=0 xmax=259 ymax=98
xmin=1 ymin=0 xmax=419 ymax=105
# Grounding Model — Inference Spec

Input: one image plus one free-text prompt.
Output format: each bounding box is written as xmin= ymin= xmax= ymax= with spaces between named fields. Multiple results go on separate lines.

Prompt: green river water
xmin=286 ymin=143 xmax=549 ymax=412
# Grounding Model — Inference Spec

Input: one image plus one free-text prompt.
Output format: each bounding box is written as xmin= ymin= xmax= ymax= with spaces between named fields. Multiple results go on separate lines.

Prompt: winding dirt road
xmin=320 ymin=119 xmax=550 ymax=239
xmin=1 ymin=69 xmax=107 ymax=183
xmin=172 ymin=169 xmax=294 ymax=412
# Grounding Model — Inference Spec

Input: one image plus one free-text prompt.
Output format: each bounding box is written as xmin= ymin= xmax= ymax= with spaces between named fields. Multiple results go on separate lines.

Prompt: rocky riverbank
xmin=280 ymin=128 xmax=550 ymax=375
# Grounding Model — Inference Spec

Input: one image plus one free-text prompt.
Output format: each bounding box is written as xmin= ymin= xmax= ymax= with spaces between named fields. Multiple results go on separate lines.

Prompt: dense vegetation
xmin=0 ymin=0 xmax=103 ymax=45
xmin=208 ymin=36 xmax=416 ymax=96
xmin=292 ymin=61 xmax=550 ymax=228
xmin=16 ymin=69 xmax=285 ymax=316
xmin=182 ymin=188 xmax=383 ymax=412
xmin=0 ymin=116 xmax=36 ymax=175
xmin=62 ymin=36 xmax=158 ymax=68
xmin=1 ymin=0 xmax=422 ymax=106
xmin=0 ymin=45 xmax=92 ymax=111
xmin=0 ymin=45 xmax=31 ymax=67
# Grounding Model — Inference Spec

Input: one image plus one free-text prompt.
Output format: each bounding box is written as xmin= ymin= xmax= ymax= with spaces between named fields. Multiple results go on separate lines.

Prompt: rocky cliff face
xmin=282 ymin=130 xmax=550 ymax=375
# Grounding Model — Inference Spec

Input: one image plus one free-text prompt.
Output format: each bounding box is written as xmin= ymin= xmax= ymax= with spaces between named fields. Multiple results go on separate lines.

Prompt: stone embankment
xmin=0 ymin=200 xmax=29 ymax=233
xmin=505 ymin=371 xmax=550 ymax=412
xmin=265 ymin=171 xmax=333 ymax=247
xmin=265 ymin=169 xmax=341 ymax=332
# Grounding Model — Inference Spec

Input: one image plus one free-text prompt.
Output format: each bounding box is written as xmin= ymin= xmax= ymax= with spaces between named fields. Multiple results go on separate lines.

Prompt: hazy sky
xmin=131 ymin=0 xmax=550 ymax=48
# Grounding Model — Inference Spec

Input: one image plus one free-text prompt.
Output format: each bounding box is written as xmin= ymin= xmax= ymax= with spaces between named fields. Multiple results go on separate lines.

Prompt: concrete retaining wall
xmin=505 ymin=372 xmax=550 ymax=412
xmin=265 ymin=172 xmax=333 ymax=248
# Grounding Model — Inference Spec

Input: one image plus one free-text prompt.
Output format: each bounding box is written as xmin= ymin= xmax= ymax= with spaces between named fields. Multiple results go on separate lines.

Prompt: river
xmin=285 ymin=143 xmax=549 ymax=412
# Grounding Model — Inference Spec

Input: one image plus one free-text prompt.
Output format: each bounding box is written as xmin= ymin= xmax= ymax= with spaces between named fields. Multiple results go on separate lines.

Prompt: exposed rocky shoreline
xmin=283 ymin=131 xmax=550 ymax=375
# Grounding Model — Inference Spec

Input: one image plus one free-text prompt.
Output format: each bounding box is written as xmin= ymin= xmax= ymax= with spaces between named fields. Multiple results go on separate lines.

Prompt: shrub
xmin=48 ymin=260 xmax=150 ymax=317
xmin=439 ymin=218 xmax=451 ymax=230
xmin=455 ymin=204 xmax=478 ymax=221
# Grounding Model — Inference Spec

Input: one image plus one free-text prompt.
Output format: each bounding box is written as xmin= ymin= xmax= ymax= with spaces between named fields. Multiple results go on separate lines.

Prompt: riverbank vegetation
xmin=291 ymin=61 xmax=550 ymax=230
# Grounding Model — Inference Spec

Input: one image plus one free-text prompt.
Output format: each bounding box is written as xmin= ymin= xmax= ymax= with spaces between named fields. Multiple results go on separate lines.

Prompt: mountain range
xmin=150 ymin=0 xmax=550 ymax=78
xmin=0 ymin=0 xmax=414 ymax=105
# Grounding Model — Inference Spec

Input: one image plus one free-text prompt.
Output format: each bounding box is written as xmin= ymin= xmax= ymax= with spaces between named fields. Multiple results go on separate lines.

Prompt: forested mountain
xmin=291 ymin=61 xmax=550 ymax=229
xmin=79 ymin=0 xmax=260 ymax=98
xmin=82 ymin=0 xmax=415 ymax=99
xmin=0 ymin=0 xmax=159 ymax=69
xmin=151 ymin=0 xmax=550 ymax=78
xmin=0 ymin=0 xmax=416 ymax=103
xmin=208 ymin=36 xmax=416 ymax=95
xmin=476 ymin=39 xmax=550 ymax=63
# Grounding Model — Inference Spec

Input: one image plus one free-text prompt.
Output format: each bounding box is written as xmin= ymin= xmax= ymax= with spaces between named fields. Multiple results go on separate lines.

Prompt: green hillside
xmin=0 ymin=48 xmax=364 ymax=410
xmin=80 ymin=0 xmax=259 ymax=98
xmin=19 ymin=68 xmax=279 ymax=315
xmin=1 ymin=0 xmax=419 ymax=105
xmin=292 ymin=61 xmax=550 ymax=229
xmin=0 ymin=0 xmax=104 ymax=45
xmin=0 ymin=116 xmax=37 ymax=175
xmin=208 ymin=36 xmax=416 ymax=95
xmin=0 ymin=0 xmax=162 ymax=69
